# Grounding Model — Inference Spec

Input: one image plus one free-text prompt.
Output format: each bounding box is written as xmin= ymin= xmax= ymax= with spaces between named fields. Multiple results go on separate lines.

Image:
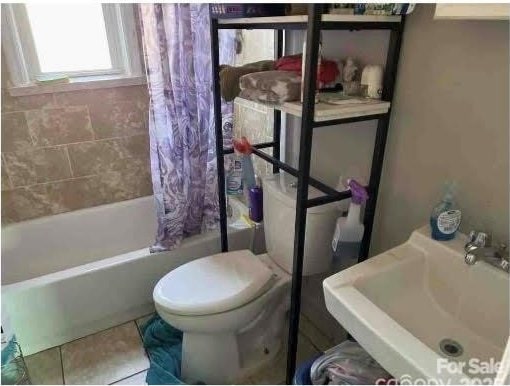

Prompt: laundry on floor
xmin=140 ymin=314 xmax=184 ymax=385
xmin=309 ymin=341 xmax=393 ymax=385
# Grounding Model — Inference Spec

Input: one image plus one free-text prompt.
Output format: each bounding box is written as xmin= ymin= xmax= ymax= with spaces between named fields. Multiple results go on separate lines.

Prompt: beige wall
xmin=284 ymin=29 xmax=391 ymax=186
xmin=283 ymin=5 xmax=509 ymax=253
xmin=280 ymin=6 xmax=509 ymax=342
xmin=372 ymin=5 xmax=509 ymax=253
xmin=1 ymin=63 xmax=151 ymax=224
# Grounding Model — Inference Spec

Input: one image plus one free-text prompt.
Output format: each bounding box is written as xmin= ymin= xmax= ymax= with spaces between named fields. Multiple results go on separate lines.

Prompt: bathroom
xmin=1 ymin=2 xmax=509 ymax=385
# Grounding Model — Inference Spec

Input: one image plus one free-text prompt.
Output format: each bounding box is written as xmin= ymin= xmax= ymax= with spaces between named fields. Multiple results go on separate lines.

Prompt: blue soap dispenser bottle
xmin=430 ymin=182 xmax=462 ymax=241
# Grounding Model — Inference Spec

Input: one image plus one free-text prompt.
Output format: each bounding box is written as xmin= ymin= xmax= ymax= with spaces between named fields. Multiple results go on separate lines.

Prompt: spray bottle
xmin=332 ymin=179 xmax=369 ymax=268
xmin=233 ymin=137 xmax=256 ymax=203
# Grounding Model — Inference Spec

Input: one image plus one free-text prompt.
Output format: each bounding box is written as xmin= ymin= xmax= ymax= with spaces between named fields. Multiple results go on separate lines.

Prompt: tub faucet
xmin=464 ymin=231 xmax=509 ymax=273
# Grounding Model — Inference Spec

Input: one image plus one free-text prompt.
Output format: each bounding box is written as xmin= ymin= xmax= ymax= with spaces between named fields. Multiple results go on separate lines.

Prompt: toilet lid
xmin=154 ymin=250 xmax=275 ymax=316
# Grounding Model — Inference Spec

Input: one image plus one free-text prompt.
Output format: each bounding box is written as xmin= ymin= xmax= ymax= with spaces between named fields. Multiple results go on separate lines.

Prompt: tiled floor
xmin=24 ymin=313 xmax=332 ymax=385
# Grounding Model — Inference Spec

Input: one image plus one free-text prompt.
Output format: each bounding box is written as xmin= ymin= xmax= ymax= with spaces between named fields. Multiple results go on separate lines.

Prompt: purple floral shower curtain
xmin=139 ymin=4 xmax=235 ymax=251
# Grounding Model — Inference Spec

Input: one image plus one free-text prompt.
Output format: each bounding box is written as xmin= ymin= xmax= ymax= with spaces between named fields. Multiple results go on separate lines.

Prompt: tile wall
xmin=232 ymin=29 xmax=275 ymax=179
xmin=233 ymin=98 xmax=274 ymax=179
xmin=1 ymin=66 xmax=152 ymax=224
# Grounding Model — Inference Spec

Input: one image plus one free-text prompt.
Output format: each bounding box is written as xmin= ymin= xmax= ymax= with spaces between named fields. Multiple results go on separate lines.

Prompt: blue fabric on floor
xmin=1 ymin=337 xmax=17 ymax=365
xmin=140 ymin=314 xmax=185 ymax=385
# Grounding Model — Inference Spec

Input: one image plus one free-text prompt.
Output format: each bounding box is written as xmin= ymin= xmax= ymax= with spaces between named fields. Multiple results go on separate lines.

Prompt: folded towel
xmin=239 ymin=70 xmax=301 ymax=103
xmin=275 ymin=54 xmax=340 ymax=84
xmin=219 ymin=60 xmax=275 ymax=101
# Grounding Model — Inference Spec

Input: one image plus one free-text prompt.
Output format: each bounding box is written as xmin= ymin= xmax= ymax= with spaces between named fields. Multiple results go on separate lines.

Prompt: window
xmin=2 ymin=3 xmax=143 ymax=93
xmin=26 ymin=4 xmax=112 ymax=74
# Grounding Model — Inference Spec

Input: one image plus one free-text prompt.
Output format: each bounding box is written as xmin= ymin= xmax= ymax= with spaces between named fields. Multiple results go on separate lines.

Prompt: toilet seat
xmin=154 ymin=250 xmax=275 ymax=316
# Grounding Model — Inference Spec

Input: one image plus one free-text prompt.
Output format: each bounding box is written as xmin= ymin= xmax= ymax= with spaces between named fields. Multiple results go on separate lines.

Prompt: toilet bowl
xmin=155 ymin=252 xmax=290 ymax=384
xmin=153 ymin=173 xmax=338 ymax=384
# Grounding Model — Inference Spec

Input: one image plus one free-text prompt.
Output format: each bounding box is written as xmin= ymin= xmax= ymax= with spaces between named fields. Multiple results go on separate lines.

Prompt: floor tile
xmin=135 ymin=314 xmax=154 ymax=334
xmin=112 ymin=370 xmax=148 ymax=385
xmin=61 ymin=322 xmax=149 ymax=385
xmin=249 ymin=333 xmax=319 ymax=385
xmin=24 ymin=347 xmax=64 ymax=385
xmin=299 ymin=313 xmax=333 ymax=352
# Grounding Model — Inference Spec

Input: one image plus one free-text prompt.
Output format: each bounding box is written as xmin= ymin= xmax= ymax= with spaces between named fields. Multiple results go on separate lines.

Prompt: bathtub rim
xmin=2 ymin=226 xmax=252 ymax=294
xmin=2 ymin=195 xmax=250 ymax=290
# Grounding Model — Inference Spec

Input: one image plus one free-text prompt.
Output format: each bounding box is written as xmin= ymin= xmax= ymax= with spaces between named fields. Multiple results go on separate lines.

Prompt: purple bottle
xmin=249 ymin=185 xmax=263 ymax=223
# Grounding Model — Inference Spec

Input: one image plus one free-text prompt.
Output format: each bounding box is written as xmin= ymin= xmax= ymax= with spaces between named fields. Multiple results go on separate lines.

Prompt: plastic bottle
xmin=226 ymin=155 xmax=243 ymax=195
xmin=232 ymin=137 xmax=256 ymax=202
xmin=430 ymin=182 xmax=461 ymax=241
xmin=331 ymin=179 xmax=369 ymax=267
xmin=248 ymin=177 xmax=263 ymax=223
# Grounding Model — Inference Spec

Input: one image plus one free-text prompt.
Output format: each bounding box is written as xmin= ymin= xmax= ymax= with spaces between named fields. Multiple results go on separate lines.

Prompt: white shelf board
xmin=218 ymin=14 xmax=401 ymax=25
xmin=234 ymin=97 xmax=390 ymax=123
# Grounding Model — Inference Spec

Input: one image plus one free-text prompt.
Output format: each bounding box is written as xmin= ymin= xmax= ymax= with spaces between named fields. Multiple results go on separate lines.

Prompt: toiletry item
xmin=430 ymin=182 xmax=461 ymax=241
xmin=353 ymin=4 xmax=366 ymax=15
xmin=226 ymin=155 xmax=243 ymax=195
xmin=248 ymin=184 xmax=263 ymax=222
xmin=241 ymin=154 xmax=256 ymax=191
xmin=332 ymin=179 xmax=368 ymax=261
xmin=360 ymin=65 xmax=383 ymax=99
xmin=329 ymin=4 xmax=355 ymax=15
xmin=334 ymin=173 xmax=368 ymax=213
xmin=342 ymin=57 xmax=358 ymax=82
xmin=233 ymin=137 xmax=256 ymax=202
xmin=342 ymin=57 xmax=360 ymax=96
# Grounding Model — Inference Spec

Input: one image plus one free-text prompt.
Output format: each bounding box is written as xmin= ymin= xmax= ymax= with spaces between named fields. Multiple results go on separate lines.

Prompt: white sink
xmin=324 ymin=226 xmax=509 ymax=383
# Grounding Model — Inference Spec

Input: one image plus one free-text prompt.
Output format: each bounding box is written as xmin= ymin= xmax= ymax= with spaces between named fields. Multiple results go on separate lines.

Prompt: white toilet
xmin=153 ymin=174 xmax=338 ymax=384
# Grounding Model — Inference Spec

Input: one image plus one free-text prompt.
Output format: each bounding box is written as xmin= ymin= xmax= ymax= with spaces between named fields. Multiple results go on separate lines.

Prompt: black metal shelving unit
xmin=210 ymin=5 xmax=405 ymax=384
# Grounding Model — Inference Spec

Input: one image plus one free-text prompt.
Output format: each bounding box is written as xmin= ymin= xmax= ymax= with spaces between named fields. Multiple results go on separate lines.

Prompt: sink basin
xmin=323 ymin=226 xmax=509 ymax=383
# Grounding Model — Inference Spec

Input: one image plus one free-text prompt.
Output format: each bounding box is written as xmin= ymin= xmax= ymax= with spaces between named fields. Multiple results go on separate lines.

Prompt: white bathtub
xmin=1 ymin=196 xmax=253 ymax=355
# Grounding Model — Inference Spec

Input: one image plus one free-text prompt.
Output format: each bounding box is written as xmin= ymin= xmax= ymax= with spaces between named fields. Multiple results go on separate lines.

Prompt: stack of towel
xmin=219 ymin=60 xmax=275 ymax=101
xmin=219 ymin=54 xmax=341 ymax=104
xmin=239 ymin=71 xmax=302 ymax=104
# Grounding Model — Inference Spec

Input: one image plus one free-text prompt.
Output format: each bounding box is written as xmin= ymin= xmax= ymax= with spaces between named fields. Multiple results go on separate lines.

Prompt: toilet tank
xmin=263 ymin=173 xmax=338 ymax=276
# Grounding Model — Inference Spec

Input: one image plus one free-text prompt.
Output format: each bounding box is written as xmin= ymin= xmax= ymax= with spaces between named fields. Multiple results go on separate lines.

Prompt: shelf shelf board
xmin=234 ymin=97 xmax=390 ymax=125
xmin=217 ymin=14 xmax=402 ymax=29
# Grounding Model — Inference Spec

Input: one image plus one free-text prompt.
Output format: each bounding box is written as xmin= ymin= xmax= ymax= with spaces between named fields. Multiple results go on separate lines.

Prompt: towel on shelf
xmin=275 ymin=54 xmax=340 ymax=85
xmin=219 ymin=60 xmax=275 ymax=101
xmin=239 ymin=70 xmax=301 ymax=104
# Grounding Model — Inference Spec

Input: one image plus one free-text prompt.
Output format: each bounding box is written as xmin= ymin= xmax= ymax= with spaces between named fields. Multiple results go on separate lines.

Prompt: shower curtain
xmin=139 ymin=4 xmax=235 ymax=251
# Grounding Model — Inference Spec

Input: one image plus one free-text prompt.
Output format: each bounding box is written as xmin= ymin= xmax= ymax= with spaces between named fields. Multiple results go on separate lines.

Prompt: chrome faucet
xmin=464 ymin=231 xmax=509 ymax=273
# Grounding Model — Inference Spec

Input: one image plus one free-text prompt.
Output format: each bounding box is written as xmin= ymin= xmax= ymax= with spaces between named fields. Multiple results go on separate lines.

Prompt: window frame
xmin=2 ymin=3 xmax=143 ymax=92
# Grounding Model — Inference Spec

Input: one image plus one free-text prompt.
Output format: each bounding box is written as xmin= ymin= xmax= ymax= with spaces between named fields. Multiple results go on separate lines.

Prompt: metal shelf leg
xmin=210 ymin=17 xmax=228 ymax=253
xmin=285 ymin=5 xmax=322 ymax=384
